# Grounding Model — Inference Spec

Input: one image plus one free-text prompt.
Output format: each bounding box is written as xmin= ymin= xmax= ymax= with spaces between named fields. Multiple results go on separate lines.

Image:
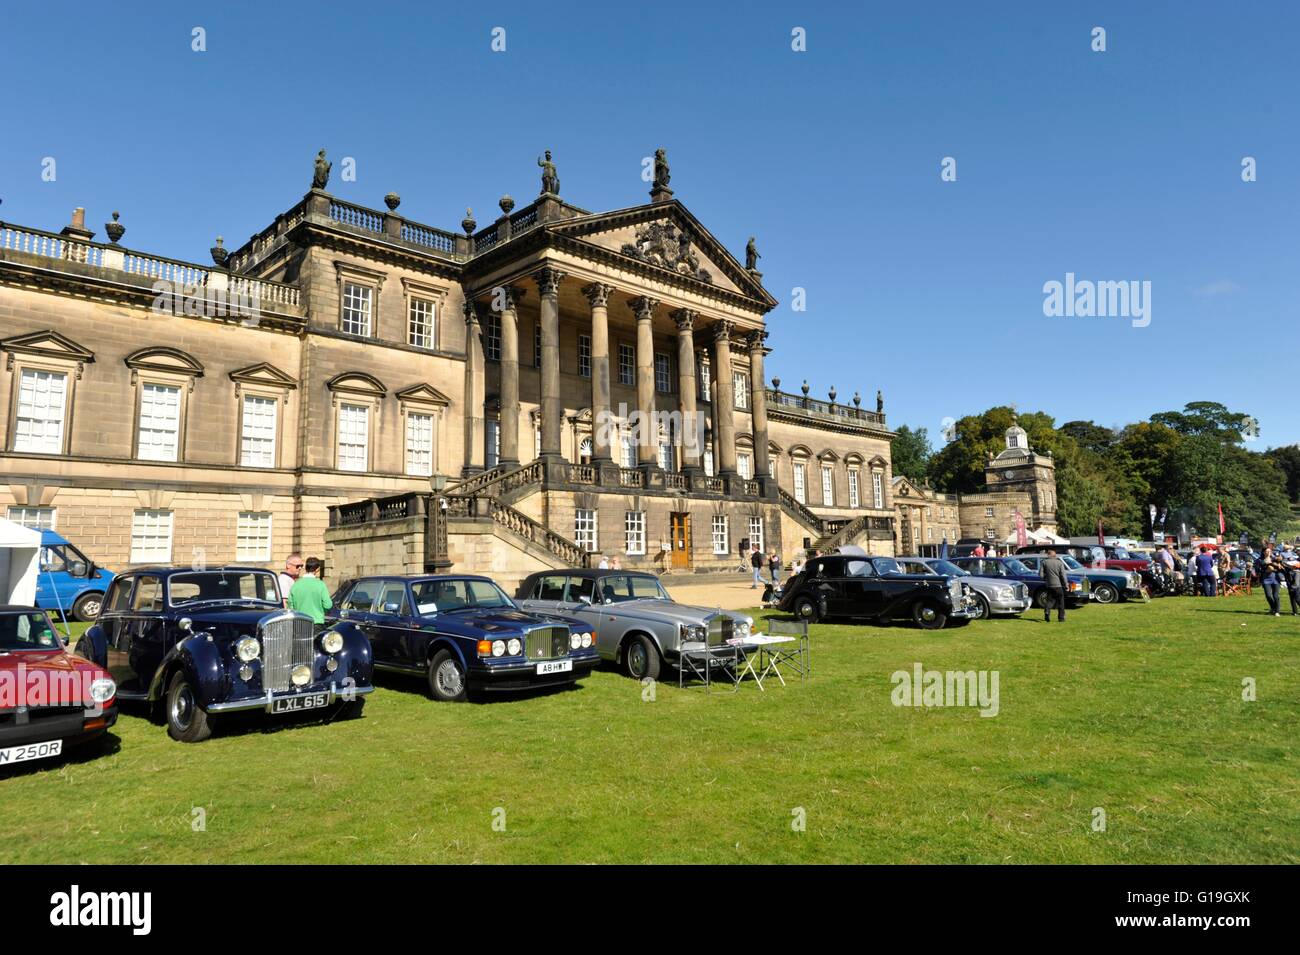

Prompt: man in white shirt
xmin=278 ymin=553 xmax=304 ymax=607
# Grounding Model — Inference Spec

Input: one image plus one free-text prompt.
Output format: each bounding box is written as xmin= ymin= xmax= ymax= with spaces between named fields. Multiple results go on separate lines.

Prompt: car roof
xmin=0 ymin=604 xmax=42 ymax=612
xmin=112 ymin=566 xmax=274 ymax=577
xmin=354 ymin=574 xmax=497 ymax=584
xmin=523 ymin=569 xmax=658 ymax=581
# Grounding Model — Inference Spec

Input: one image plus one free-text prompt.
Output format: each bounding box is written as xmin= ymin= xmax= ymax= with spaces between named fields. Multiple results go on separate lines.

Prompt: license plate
xmin=270 ymin=692 xmax=330 ymax=714
xmin=0 ymin=739 xmax=63 ymax=765
xmin=536 ymin=659 xmax=573 ymax=675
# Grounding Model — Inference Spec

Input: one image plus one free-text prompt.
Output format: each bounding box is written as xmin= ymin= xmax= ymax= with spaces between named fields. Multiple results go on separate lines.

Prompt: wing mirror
xmin=68 ymin=560 xmax=89 ymax=578
xmin=578 ymin=595 xmax=592 ymax=605
xmin=382 ymin=602 xmax=401 ymax=614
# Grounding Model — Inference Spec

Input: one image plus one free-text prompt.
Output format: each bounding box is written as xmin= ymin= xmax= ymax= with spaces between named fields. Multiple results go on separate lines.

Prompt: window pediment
xmin=124 ymin=347 xmax=204 ymax=378
xmin=395 ymin=383 xmax=451 ymax=406
xmin=229 ymin=362 xmax=298 ymax=390
xmin=327 ymin=372 xmax=387 ymax=398
xmin=2 ymin=329 xmax=95 ymax=367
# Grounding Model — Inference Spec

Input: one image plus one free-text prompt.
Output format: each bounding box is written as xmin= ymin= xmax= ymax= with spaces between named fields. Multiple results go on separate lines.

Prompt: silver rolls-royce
xmin=515 ymin=569 xmax=753 ymax=681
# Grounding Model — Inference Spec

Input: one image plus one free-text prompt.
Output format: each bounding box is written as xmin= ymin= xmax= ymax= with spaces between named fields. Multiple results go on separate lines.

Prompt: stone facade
xmin=0 ymin=159 xmax=896 ymax=583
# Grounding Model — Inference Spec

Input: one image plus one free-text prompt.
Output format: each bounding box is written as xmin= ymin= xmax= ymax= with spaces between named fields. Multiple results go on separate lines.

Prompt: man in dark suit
xmin=1040 ymin=548 xmax=1070 ymax=623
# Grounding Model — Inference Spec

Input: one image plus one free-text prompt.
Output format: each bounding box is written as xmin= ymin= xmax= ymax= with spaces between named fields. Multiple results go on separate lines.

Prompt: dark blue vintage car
xmin=948 ymin=557 xmax=1093 ymax=609
xmin=329 ymin=575 xmax=599 ymax=701
xmin=75 ymin=567 xmax=374 ymax=742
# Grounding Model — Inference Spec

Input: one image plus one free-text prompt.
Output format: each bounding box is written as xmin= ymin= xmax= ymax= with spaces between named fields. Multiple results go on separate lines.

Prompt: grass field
xmin=1 ymin=595 xmax=1297 ymax=864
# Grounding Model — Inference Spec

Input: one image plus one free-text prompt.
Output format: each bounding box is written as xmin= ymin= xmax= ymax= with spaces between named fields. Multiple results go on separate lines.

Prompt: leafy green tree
xmin=1264 ymin=445 xmax=1300 ymax=502
xmin=890 ymin=424 xmax=933 ymax=483
xmin=1060 ymin=420 xmax=1115 ymax=455
xmin=1151 ymin=401 xmax=1251 ymax=444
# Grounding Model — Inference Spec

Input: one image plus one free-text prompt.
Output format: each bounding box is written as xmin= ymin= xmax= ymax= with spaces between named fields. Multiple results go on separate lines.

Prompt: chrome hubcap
xmin=82 ymin=599 xmax=101 ymax=617
xmin=435 ymin=660 xmax=463 ymax=696
xmin=172 ymin=686 xmax=194 ymax=730
xmin=629 ymin=645 xmax=647 ymax=675
xmin=920 ymin=606 xmax=937 ymax=622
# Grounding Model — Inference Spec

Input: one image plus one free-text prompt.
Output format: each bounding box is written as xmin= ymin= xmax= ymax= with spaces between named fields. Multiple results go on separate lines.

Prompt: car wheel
xmin=970 ymin=594 xmax=990 ymax=620
xmin=623 ymin=634 xmax=661 ymax=681
xmin=332 ymin=699 xmax=366 ymax=721
xmin=793 ymin=596 xmax=820 ymax=623
xmin=165 ymin=671 xmax=213 ymax=743
xmin=427 ymin=649 xmax=468 ymax=703
xmin=1093 ymin=583 xmax=1118 ymax=604
xmin=912 ymin=600 xmax=949 ymax=631
xmin=1033 ymin=589 xmax=1048 ymax=609
xmin=71 ymin=592 xmax=102 ymax=622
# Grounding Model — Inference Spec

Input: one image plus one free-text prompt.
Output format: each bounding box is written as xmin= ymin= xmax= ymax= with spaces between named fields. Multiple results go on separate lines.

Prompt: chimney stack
xmin=60 ymin=207 xmax=95 ymax=242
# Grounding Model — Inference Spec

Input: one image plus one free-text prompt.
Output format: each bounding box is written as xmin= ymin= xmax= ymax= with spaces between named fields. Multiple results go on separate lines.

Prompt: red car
xmin=1016 ymin=543 xmax=1151 ymax=573
xmin=0 ymin=606 xmax=117 ymax=769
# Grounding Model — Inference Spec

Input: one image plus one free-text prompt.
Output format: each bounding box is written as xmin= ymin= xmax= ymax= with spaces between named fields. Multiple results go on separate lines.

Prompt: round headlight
xmin=491 ymin=640 xmax=506 ymax=658
xmin=581 ymin=632 xmax=592 ymax=648
xmin=88 ymin=677 xmax=115 ymax=704
xmin=236 ymin=636 xmax=260 ymax=662
xmin=320 ymin=630 xmax=344 ymax=654
xmin=291 ymin=664 xmax=311 ymax=686
xmin=570 ymin=633 xmax=582 ymax=650
xmin=737 ymin=619 xmax=752 ymax=638
xmin=238 ymin=664 xmax=254 ymax=682
xmin=506 ymin=638 xmax=522 ymax=656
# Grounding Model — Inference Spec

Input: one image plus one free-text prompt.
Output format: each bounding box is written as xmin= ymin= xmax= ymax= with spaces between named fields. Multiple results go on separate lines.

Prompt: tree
xmin=1265 ymin=445 xmax=1300 ymax=502
xmin=1150 ymin=401 xmax=1251 ymax=444
xmin=1059 ymin=420 xmax=1115 ymax=455
xmin=890 ymin=424 xmax=932 ymax=483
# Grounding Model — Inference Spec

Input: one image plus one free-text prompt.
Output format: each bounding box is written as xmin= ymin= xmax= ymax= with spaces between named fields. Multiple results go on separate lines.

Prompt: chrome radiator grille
xmin=526 ymin=626 xmax=569 ymax=660
xmin=948 ymin=578 xmax=964 ymax=601
xmin=706 ymin=614 xmax=734 ymax=647
xmin=259 ymin=612 xmax=316 ymax=691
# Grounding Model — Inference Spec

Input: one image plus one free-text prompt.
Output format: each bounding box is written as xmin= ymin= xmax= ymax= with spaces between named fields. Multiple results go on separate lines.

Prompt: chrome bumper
xmin=206 ymin=682 xmax=374 ymax=714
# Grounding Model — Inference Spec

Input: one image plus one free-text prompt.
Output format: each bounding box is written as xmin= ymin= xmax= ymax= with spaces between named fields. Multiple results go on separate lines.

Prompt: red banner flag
xmin=1015 ymin=511 xmax=1027 ymax=549
xmin=1097 ymin=519 xmax=1105 ymax=546
xmin=1218 ymin=502 xmax=1226 ymax=535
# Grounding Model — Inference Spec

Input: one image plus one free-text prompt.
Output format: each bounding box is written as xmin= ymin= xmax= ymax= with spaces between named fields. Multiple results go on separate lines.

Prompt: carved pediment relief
xmin=618 ymin=220 xmax=714 ymax=285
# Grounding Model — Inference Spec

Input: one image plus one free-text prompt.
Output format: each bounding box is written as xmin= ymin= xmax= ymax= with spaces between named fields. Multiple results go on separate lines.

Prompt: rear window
xmin=533 ymin=575 xmax=568 ymax=600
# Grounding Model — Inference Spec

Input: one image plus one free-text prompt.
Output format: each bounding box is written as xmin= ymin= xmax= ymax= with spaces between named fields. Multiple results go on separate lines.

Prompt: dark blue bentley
xmin=329 ymin=575 xmax=599 ymax=701
xmin=75 ymin=567 xmax=374 ymax=742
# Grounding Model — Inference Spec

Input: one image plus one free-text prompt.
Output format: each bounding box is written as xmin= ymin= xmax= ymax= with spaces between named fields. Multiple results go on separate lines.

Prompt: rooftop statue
xmin=312 ymin=149 xmax=331 ymax=190
xmin=653 ymin=148 xmax=671 ymax=189
xmin=538 ymin=150 xmax=560 ymax=195
xmin=745 ymin=235 xmax=760 ymax=271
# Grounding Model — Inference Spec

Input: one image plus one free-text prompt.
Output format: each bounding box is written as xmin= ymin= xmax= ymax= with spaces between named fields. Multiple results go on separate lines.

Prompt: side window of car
xmin=536 ymin=575 xmax=567 ymax=600
xmin=343 ymin=582 xmax=378 ymax=613
xmin=600 ymin=575 xmax=629 ymax=602
xmin=132 ymin=576 xmax=163 ymax=612
xmin=375 ymin=582 xmax=408 ymax=615
xmin=567 ymin=576 xmax=595 ymax=602
xmin=41 ymin=545 xmax=68 ymax=574
xmin=845 ymin=560 xmax=874 ymax=578
xmin=104 ymin=578 xmax=133 ymax=614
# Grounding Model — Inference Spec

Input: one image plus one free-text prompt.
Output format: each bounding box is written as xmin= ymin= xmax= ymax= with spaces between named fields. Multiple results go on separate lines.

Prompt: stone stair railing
xmin=777 ymin=487 xmax=829 ymax=536
xmin=444 ymin=461 xmax=543 ymax=500
xmin=483 ymin=499 xmax=590 ymax=568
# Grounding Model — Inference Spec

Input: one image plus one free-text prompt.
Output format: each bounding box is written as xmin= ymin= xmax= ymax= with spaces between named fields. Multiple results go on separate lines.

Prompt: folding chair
xmin=677 ymin=614 xmax=741 ymax=693
xmin=762 ymin=618 xmax=811 ymax=685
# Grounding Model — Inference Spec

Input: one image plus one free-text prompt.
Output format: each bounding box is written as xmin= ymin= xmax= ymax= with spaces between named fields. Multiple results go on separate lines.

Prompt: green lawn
xmin=2 ymin=596 xmax=1297 ymax=863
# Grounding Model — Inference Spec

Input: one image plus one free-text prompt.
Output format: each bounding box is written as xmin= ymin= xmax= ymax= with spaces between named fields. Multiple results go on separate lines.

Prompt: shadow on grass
xmin=0 ymin=731 xmax=122 ymax=779
xmin=369 ymin=667 xmax=587 ymax=706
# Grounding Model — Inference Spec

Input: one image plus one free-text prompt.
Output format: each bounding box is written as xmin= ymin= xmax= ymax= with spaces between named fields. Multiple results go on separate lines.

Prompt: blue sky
xmin=3 ymin=1 xmax=1296 ymax=447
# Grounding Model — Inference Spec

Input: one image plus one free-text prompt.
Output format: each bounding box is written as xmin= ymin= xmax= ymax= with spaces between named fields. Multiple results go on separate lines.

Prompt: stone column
xmin=672 ymin=308 xmax=701 ymax=474
xmin=534 ymin=267 xmax=566 ymax=461
xmin=710 ymin=320 xmax=738 ymax=477
xmin=583 ymin=282 xmax=614 ymax=464
xmin=629 ymin=296 xmax=660 ymax=467
xmin=462 ymin=300 xmax=486 ymax=476
xmin=747 ymin=330 xmax=772 ymax=492
xmin=497 ymin=285 xmax=524 ymax=466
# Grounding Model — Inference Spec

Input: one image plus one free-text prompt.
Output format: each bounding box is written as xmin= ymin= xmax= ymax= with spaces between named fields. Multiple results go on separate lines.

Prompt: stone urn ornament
xmin=771 ymin=377 xmax=781 ymax=391
xmin=499 ymin=194 xmax=515 ymax=215
xmin=105 ymin=211 xmax=125 ymax=245
xmin=384 ymin=192 xmax=401 ymax=211
xmin=210 ymin=236 xmax=228 ymax=267
xmin=801 ymin=379 xmax=810 ymax=397
xmin=461 ymin=208 xmax=477 ymax=235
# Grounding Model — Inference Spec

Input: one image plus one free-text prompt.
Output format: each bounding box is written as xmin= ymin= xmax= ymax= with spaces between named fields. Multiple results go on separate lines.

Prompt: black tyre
xmin=792 ymin=595 xmax=820 ymax=623
xmin=969 ymin=594 xmax=990 ymax=620
xmin=1093 ymin=583 xmax=1118 ymax=604
xmin=427 ymin=649 xmax=468 ymax=702
xmin=623 ymin=634 xmax=661 ymax=681
xmin=165 ymin=671 xmax=214 ymax=743
xmin=1033 ymin=589 xmax=1049 ymax=609
xmin=332 ymin=698 xmax=366 ymax=721
xmin=71 ymin=592 xmax=103 ymax=622
xmin=912 ymin=600 xmax=949 ymax=631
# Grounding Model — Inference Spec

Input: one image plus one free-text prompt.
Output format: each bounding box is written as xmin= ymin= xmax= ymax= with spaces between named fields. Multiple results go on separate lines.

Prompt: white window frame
xmin=235 ymin=511 xmax=273 ymax=561
xmin=486 ymin=419 xmax=501 ymax=468
xmin=654 ymin=353 xmax=671 ymax=393
xmin=985 ymin=506 xmax=996 ymax=518
xmin=11 ymin=367 xmax=68 ymax=454
xmin=574 ymin=508 xmax=598 ymax=553
xmin=711 ymin=515 xmax=729 ymax=555
xmin=737 ymin=452 xmax=752 ymax=480
xmin=408 ymin=296 xmax=437 ymax=349
xmin=624 ymin=511 xmax=646 ymax=555
xmin=697 ymin=353 xmax=711 ymax=402
xmin=620 ymin=431 xmax=637 ymax=468
xmin=405 ymin=411 xmax=435 ymax=477
xmin=748 ymin=516 xmax=764 ymax=553
xmin=341 ymin=281 xmax=374 ymax=337
xmin=484 ymin=314 xmax=502 ymax=361
xmin=821 ymin=465 xmax=834 ymax=507
xmin=7 ymin=506 xmax=55 ymax=529
xmin=336 ymin=402 xmax=370 ymax=472
xmin=872 ymin=470 xmax=884 ymax=509
xmin=733 ymin=370 xmax=750 ymax=410
xmin=239 ymin=393 xmax=278 ymax=468
xmin=848 ymin=468 xmax=860 ymax=508
xmin=578 ymin=334 xmax=592 ymax=378
xmin=703 ymin=446 xmax=715 ymax=477
xmin=618 ymin=343 xmax=635 ymax=386
xmin=793 ymin=461 xmax=807 ymax=505
xmin=136 ymin=382 xmax=183 ymax=462
xmin=130 ymin=509 xmax=173 ymax=563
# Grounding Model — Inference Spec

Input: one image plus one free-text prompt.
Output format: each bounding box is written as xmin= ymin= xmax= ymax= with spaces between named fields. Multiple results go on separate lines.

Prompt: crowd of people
xmin=1150 ymin=542 xmax=1300 ymax=615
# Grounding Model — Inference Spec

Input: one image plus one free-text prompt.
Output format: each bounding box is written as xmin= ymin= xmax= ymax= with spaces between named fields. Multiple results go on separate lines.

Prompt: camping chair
xmin=677 ymin=614 xmax=741 ymax=693
xmin=763 ymin=618 xmax=812 ymax=684
xmin=1222 ymin=570 xmax=1246 ymax=597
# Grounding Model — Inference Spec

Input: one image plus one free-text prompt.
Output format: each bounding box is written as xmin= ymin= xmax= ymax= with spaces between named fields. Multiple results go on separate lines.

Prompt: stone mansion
xmin=0 ymin=150 xmax=1055 ymax=588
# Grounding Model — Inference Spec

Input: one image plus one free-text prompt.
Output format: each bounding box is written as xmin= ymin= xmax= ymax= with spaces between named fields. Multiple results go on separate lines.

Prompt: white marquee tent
xmin=1002 ymin=527 xmax=1070 ymax=547
xmin=0 ymin=518 xmax=41 ymax=606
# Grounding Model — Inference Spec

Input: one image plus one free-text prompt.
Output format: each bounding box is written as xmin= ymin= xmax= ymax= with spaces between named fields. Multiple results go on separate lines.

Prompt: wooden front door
xmin=670 ymin=512 xmax=691 ymax=569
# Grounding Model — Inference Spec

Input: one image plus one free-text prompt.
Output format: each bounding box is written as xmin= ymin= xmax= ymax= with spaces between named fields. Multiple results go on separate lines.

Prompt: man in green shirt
xmin=288 ymin=557 xmax=333 ymax=626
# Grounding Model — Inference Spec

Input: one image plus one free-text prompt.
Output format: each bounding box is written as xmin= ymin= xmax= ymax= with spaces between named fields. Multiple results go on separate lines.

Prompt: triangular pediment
xmin=229 ymin=362 xmax=298 ymax=389
xmin=395 ymin=383 xmax=451 ymax=406
xmin=550 ymin=201 xmax=776 ymax=307
xmin=1 ymin=329 xmax=96 ymax=363
xmin=891 ymin=475 xmax=926 ymax=499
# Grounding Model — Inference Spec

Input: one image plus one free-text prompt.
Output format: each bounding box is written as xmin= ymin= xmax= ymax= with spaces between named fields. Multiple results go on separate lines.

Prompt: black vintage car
xmin=777 ymin=554 xmax=977 ymax=629
xmin=75 ymin=567 xmax=374 ymax=742
xmin=330 ymin=574 xmax=599 ymax=701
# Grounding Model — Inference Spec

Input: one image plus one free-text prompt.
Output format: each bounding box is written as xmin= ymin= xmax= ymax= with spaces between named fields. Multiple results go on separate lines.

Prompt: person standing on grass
xmin=1257 ymin=544 xmax=1283 ymax=616
xmin=1193 ymin=546 xmax=1217 ymax=598
xmin=288 ymin=557 xmax=332 ymax=630
xmin=768 ymin=549 xmax=781 ymax=585
xmin=1039 ymin=547 xmax=1069 ymax=623
xmin=1283 ymin=548 xmax=1300 ymax=616
xmin=278 ymin=553 xmax=303 ymax=607
xmin=750 ymin=545 xmax=765 ymax=589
